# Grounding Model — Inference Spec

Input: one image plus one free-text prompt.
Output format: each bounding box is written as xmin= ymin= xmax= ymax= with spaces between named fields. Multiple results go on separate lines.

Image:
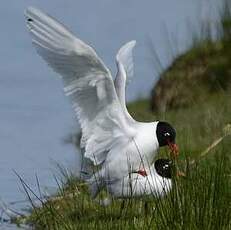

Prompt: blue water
xmin=0 ymin=0 xmax=220 ymax=229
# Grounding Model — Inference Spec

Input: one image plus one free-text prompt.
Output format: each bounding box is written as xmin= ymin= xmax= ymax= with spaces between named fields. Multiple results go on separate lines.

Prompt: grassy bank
xmin=25 ymin=158 xmax=231 ymax=229
xmin=151 ymin=0 xmax=231 ymax=112
xmin=14 ymin=92 xmax=231 ymax=229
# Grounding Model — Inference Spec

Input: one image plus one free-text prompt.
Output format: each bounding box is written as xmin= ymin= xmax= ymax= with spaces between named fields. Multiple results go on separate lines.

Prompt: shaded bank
xmin=151 ymin=1 xmax=231 ymax=112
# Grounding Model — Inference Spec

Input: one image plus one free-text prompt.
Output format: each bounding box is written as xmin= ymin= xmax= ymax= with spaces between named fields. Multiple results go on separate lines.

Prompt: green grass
xmin=129 ymin=93 xmax=231 ymax=159
xmin=15 ymin=93 xmax=231 ymax=230
xmin=151 ymin=0 xmax=231 ymax=112
xmin=22 ymin=156 xmax=231 ymax=230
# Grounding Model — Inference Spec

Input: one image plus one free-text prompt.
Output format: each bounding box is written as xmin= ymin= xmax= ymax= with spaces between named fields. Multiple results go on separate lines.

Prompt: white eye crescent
xmin=164 ymin=132 xmax=170 ymax=137
xmin=163 ymin=164 xmax=169 ymax=170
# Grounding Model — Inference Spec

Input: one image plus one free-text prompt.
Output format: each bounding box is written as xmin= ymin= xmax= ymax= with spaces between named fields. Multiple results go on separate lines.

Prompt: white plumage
xmin=91 ymin=163 xmax=172 ymax=201
xmin=25 ymin=7 xmax=175 ymax=199
xmin=108 ymin=165 xmax=172 ymax=198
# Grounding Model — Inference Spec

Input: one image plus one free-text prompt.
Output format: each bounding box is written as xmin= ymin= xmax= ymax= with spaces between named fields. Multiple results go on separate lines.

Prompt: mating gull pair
xmin=25 ymin=7 xmax=178 ymax=200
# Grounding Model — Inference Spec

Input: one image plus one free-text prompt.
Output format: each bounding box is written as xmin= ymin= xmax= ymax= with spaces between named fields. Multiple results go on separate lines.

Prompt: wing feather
xmin=114 ymin=41 xmax=136 ymax=122
xmin=25 ymin=7 xmax=136 ymax=165
xmin=116 ymin=40 xmax=136 ymax=84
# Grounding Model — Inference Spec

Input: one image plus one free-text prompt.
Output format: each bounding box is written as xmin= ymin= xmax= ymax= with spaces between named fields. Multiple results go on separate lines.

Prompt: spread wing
xmin=114 ymin=41 xmax=136 ymax=122
xmin=25 ymin=7 xmax=136 ymax=165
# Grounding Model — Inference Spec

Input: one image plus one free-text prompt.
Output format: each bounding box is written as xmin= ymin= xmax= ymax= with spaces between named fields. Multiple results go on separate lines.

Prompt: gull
xmin=96 ymin=159 xmax=173 ymax=206
xmin=25 ymin=7 xmax=178 ymax=198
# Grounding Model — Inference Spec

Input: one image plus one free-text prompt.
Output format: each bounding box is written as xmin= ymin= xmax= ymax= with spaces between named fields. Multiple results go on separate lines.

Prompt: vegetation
xmin=151 ymin=1 xmax=231 ymax=112
xmin=16 ymin=95 xmax=231 ymax=229
xmin=12 ymin=1 xmax=231 ymax=229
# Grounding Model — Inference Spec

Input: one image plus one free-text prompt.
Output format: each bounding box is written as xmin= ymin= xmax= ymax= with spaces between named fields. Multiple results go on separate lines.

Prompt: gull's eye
xmin=163 ymin=164 xmax=169 ymax=170
xmin=164 ymin=132 xmax=170 ymax=137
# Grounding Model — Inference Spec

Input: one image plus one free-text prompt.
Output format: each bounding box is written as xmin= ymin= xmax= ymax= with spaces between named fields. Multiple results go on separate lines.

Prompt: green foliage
xmin=129 ymin=94 xmax=231 ymax=159
xmin=15 ymin=92 xmax=231 ymax=230
xmin=21 ymin=153 xmax=231 ymax=230
xmin=151 ymin=3 xmax=231 ymax=112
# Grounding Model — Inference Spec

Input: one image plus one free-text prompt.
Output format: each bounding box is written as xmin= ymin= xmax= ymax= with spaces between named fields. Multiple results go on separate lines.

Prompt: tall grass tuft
xmin=15 ymin=146 xmax=230 ymax=229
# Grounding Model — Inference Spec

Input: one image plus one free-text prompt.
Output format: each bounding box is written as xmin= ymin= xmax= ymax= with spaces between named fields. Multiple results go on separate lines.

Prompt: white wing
xmin=116 ymin=40 xmax=136 ymax=84
xmin=114 ymin=41 xmax=136 ymax=122
xmin=25 ymin=7 xmax=136 ymax=165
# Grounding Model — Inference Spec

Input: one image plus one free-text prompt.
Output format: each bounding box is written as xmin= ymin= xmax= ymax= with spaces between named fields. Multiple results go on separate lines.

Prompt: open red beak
xmin=167 ymin=141 xmax=179 ymax=158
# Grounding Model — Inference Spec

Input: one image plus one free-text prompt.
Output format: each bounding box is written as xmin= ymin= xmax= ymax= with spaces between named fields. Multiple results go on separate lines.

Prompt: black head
xmin=154 ymin=158 xmax=172 ymax=179
xmin=156 ymin=121 xmax=176 ymax=147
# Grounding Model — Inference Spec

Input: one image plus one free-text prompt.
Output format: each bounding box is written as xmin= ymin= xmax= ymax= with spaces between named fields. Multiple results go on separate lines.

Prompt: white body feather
xmin=109 ymin=166 xmax=172 ymax=198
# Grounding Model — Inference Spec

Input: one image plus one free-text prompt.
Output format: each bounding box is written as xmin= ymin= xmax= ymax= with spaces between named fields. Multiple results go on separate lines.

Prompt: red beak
xmin=167 ymin=141 xmax=179 ymax=158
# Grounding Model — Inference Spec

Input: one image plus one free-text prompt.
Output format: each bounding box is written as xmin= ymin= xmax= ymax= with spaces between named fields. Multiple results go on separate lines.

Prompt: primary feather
xmin=114 ymin=41 xmax=136 ymax=123
xmin=25 ymin=7 xmax=136 ymax=166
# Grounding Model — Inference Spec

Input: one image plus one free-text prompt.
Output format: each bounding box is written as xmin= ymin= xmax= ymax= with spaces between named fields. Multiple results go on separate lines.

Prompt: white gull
xmin=25 ymin=7 xmax=178 ymax=199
